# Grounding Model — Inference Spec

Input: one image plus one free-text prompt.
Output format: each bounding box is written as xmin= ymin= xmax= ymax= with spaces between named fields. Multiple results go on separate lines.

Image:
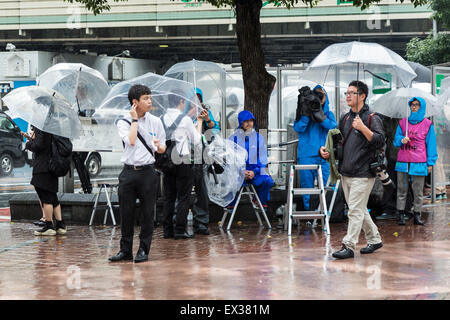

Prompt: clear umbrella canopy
xmin=204 ymin=135 xmax=247 ymax=207
xmin=37 ymin=63 xmax=110 ymax=115
xmin=91 ymin=72 xmax=203 ymax=151
xmin=2 ymin=86 xmax=81 ymax=139
xmin=301 ymin=41 xmax=417 ymax=88
xmin=95 ymin=72 xmax=203 ymax=119
xmin=434 ymin=77 xmax=450 ymax=192
xmin=407 ymin=61 xmax=431 ymax=83
xmin=164 ymin=59 xmax=226 ymax=127
xmin=371 ymin=87 xmax=439 ymax=119
xmin=437 ymin=77 xmax=450 ymax=107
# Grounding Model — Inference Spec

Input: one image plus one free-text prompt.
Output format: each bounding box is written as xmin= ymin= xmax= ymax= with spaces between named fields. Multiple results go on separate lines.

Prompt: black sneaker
xmin=34 ymin=221 xmax=56 ymax=236
xmin=360 ymin=242 xmax=383 ymax=254
xmin=332 ymin=245 xmax=354 ymax=259
xmin=55 ymin=220 xmax=67 ymax=235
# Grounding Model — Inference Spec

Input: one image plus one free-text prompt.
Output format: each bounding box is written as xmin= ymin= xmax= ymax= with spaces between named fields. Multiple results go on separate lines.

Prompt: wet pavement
xmin=0 ymin=204 xmax=448 ymax=300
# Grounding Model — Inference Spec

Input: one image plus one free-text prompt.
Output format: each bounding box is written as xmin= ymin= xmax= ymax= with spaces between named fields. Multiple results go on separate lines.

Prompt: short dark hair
xmin=348 ymin=80 xmax=368 ymax=102
xmin=168 ymin=89 xmax=186 ymax=108
xmin=128 ymin=84 xmax=151 ymax=105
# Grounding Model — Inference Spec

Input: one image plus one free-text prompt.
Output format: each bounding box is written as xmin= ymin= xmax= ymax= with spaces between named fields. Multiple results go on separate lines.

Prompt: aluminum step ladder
xmin=284 ymin=164 xmax=330 ymax=236
xmin=220 ymin=184 xmax=272 ymax=231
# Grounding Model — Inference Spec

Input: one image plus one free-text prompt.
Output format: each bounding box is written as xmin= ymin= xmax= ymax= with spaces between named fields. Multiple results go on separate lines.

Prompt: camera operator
xmin=319 ymin=81 xmax=384 ymax=260
xmin=294 ymin=85 xmax=336 ymax=212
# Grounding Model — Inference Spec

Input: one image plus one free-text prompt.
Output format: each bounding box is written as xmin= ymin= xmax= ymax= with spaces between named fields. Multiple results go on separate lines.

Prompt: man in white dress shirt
xmin=162 ymin=89 xmax=204 ymax=239
xmin=109 ymin=84 xmax=166 ymax=263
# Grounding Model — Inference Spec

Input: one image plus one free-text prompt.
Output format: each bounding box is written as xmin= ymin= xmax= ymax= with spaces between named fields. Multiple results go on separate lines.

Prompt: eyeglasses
xmin=344 ymin=91 xmax=360 ymax=96
xmin=410 ymin=102 xmax=420 ymax=107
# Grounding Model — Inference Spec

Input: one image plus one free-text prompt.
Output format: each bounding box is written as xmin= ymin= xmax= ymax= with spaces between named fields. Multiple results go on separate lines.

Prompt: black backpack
xmin=154 ymin=114 xmax=185 ymax=174
xmin=48 ymin=135 xmax=72 ymax=177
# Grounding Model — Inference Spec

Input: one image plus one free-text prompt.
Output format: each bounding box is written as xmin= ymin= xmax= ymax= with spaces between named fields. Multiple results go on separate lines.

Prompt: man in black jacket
xmin=320 ymin=80 xmax=384 ymax=259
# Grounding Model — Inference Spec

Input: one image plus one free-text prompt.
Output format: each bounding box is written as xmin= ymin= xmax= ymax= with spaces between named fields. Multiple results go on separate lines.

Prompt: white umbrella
xmin=302 ymin=41 xmax=417 ymax=88
xmin=371 ymin=88 xmax=439 ymax=137
xmin=371 ymin=88 xmax=439 ymax=119
xmin=2 ymin=86 xmax=82 ymax=139
xmin=38 ymin=63 xmax=109 ymax=115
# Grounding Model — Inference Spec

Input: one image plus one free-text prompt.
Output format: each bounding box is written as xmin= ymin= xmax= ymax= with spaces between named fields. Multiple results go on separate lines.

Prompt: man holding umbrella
xmin=320 ymin=80 xmax=384 ymax=259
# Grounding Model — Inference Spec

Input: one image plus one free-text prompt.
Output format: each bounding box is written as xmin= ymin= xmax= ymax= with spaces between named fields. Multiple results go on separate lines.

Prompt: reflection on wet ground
xmin=0 ymin=204 xmax=448 ymax=300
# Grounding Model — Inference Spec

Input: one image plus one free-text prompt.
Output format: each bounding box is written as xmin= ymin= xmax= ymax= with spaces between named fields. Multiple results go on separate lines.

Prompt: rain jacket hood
xmin=313 ymin=85 xmax=330 ymax=113
xmin=195 ymin=87 xmax=204 ymax=102
xmin=238 ymin=110 xmax=257 ymax=130
xmin=293 ymin=86 xmax=337 ymax=159
xmin=408 ymin=96 xmax=426 ymax=124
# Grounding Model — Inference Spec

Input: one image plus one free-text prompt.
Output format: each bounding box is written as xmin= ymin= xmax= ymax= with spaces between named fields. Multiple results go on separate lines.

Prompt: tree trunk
xmin=234 ymin=0 xmax=276 ymax=130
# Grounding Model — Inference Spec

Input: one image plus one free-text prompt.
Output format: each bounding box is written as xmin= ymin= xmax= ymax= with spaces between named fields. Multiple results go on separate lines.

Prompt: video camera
xmin=296 ymin=86 xmax=326 ymax=123
xmin=369 ymin=151 xmax=396 ymax=189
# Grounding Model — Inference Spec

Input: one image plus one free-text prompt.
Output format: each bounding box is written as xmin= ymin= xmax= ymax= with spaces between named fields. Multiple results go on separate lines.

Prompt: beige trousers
xmin=341 ymin=176 xmax=382 ymax=252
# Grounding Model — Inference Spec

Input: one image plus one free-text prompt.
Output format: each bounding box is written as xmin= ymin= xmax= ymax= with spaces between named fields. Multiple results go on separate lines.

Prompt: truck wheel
xmin=87 ymin=154 xmax=101 ymax=178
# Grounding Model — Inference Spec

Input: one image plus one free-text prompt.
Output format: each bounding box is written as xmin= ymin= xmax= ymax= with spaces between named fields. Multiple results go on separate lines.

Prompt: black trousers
xmin=118 ymin=165 xmax=158 ymax=255
xmin=192 ymin=164 xmax=209 ymax=232
xmin=163 ymin=164 xmax=194 ymax=234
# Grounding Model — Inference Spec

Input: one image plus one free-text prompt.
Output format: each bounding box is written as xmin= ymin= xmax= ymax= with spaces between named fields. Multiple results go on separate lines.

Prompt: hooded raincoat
xmin=194 ymin=87 xmax=220 ymax=133
xmin=393 ymin=97 xmax=438 ymax=176
xmin=227 ymin=110 xmax=274 ymax=205
xmin=293 ymin=85 xmax=337 ymax=209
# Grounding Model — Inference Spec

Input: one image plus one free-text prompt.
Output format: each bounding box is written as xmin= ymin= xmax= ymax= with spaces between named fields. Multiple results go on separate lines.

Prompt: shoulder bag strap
xmin=121 ymin=119 xmax=155 ymax=158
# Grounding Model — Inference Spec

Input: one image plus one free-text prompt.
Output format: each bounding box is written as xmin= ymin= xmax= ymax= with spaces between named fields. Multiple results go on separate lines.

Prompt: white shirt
xmin=162 ymin=108 xmax=201 ymax=156
xmin=117 ymin=113 xmax=166 ymax=166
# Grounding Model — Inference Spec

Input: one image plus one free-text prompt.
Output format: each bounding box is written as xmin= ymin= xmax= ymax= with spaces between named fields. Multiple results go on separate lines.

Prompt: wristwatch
xmin=132 ymin=119 xmax=138 ymax=123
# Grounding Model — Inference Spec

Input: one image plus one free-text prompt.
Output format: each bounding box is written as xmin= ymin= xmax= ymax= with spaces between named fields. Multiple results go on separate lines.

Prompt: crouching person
xmin=227 ymin=110 xmax=274 ymax=210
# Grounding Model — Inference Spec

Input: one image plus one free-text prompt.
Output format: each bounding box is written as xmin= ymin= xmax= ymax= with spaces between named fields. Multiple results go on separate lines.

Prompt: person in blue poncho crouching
xmin=227 ymin=110 xmax=274 ymax=209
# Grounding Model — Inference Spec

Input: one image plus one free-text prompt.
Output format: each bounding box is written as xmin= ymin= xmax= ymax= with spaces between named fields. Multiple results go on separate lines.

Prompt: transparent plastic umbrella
xmin=437 ymin=77 xmax=450 ymax=107
xmin=95 ymin=72 xmax=203 ymax=120
xmin=371 ymin=87 xmax=439 ymax=119
xmin=204 ymin=135 xmax=247 ymax=207
xmin=2 ymin=86 xmax=82 ymax=139
xmin=92 ymin=72 xmax=203 ymax=152
xmin=301 ymin=41 xmax=417 ymax=88
xmin=164 ymin=59 xmax=226 ymax=128
xmin=37 ymin=63 xmax=109 ymax=115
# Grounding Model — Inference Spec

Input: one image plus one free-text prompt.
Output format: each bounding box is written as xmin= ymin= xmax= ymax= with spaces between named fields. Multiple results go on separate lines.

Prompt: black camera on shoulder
xmin=369 ymin=150 xmax=395 ymax=188
xmin=296 ymin=86 xmax=326 ymax=123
